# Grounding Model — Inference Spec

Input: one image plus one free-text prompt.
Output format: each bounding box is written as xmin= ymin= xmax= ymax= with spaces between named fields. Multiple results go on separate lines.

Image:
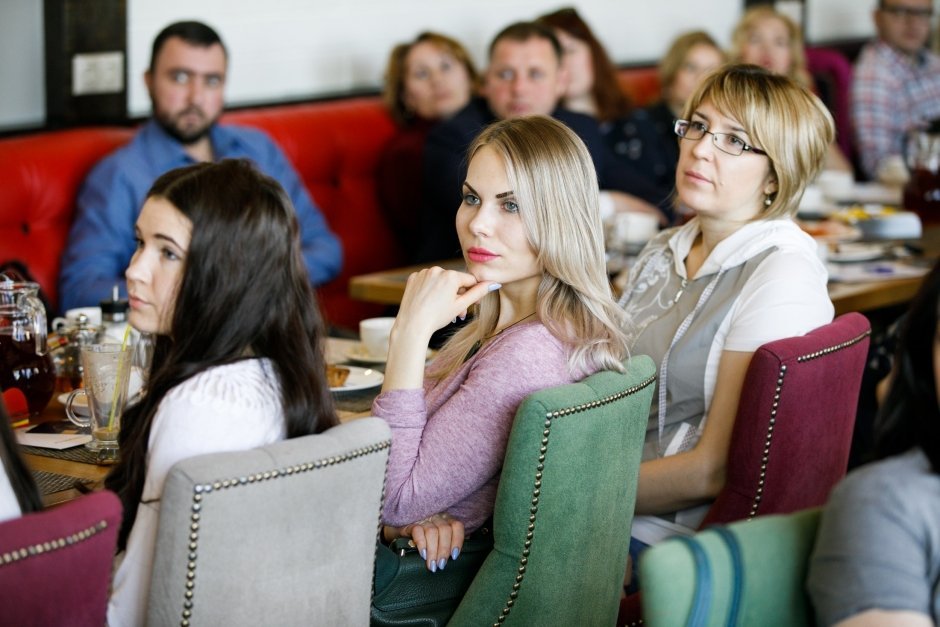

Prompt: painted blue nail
xmin=420 ymin=548 xmax=427 ymax=560
xmin=430 ymin=560 xmax=437 ymax=573
xmin=487 ymin=283 xmax=502 ymax=292
xmin=452 ymin=547 xmax=460 ymax=560
xmin=438 ymin=558 xmax=447 ymax=571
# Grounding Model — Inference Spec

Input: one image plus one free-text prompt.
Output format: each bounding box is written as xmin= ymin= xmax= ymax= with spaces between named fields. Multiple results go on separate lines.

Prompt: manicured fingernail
xmin=430 ymin=560 xmax=437 ymax=573
xmin=438 ymin=558 xmax=447 ymax=571
xmin=451 ymin=317 xmax=457 ymax=324
xmin=420 ymin=548 xmax=427 ymax=560
xmin=459 ymin=314 xmax=466 ymax=321
xmin=452 ymin=547 xmax=460 ymax=560
xmin=487 ymin=283 xmax=502 ymax=292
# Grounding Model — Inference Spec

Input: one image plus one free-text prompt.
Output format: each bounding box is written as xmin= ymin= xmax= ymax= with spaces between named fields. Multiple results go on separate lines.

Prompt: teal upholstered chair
xmin=147 ymin=418 xmax=391 ymax=626
xmin=639 ymin=508 xmax=822 ymax=627
xmin=448 ymin=354 xmax=656 ymax=626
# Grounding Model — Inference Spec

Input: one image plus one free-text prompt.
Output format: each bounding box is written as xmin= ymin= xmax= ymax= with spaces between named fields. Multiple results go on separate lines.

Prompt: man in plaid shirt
xmin=852 ymin=0 xmax=940 ymax=180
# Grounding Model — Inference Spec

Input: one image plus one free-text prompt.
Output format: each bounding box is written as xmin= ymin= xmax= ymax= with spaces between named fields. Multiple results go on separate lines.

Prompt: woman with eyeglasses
xmin=617 ymin=64 xmax=835 ymax=584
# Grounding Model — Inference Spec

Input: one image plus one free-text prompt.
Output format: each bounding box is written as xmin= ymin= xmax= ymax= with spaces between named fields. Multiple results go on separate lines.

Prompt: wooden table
xmin=348 ymin=230 xmax=940 ymax=316
xmin=21 ymin=337 xmax=378 ymax=506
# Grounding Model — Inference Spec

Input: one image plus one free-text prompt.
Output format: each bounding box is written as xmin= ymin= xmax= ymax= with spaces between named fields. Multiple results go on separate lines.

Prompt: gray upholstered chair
xmin=448 ymin=355 xmax=656 ymax=626
xmin=146 ymin=417 xmax=391 ymax=626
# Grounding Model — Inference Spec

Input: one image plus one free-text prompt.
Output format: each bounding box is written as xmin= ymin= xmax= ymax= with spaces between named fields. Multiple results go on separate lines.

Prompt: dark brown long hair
xmin=874 ymin=260 xmax=940 ymax=473
xmin=106 ymin=159 xmax=337 ymax=549
xmin=0 ymin=399 xmax=42 ymax=515
xmin=537 ymin=7 xmax=632 ymax=122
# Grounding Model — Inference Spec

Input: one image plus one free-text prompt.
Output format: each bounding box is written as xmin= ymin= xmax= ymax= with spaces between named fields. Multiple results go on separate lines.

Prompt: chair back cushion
xmin=640 ymin=508 xmax=821 ymax=627
xmin=147 ymin=418 xmax=391 ymax=626
xmin=0 ymin=490 xmax=122 ymax=627
xmin=702 ymin=313 xmax=870 ymax=528
xmin=450 ymin=355 xmax=656 ymax=627
xmin=806 ymin=47 xmax=855 ymax=160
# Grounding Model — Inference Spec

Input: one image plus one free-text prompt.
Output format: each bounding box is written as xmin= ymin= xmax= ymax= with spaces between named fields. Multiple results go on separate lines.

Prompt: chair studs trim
xmin=795 ymin=329 xmax=870 ymax=363
xmin=748 ymin=327 xmax=871 ymax=519
xmin=0 ymin=519 xmax=110 ymax=567
xmin=176 ymin=438 xmax=391 ymax=627
xmin=491 ymin=374 xmax=655 ymax=626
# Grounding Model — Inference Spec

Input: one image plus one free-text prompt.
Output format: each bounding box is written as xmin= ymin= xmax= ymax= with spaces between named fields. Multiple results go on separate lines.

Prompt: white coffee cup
xmin=816 ymin=170 xmax=854 ymax=201
xmin=359 ymin=317 xmax=395 ymax=359
xmin=52 ymin=306 xmax=102 ymax=330
xmin=612 ymin=211 xmax=659 ymax=246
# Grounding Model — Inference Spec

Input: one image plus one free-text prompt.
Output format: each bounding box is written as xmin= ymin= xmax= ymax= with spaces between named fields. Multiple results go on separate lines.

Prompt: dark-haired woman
xmin=378 ymin=32 xmax=477 ymax=256
xmin=808 ymin=261 xmax=940 ymax=627
xmin=105 ymin=159 xmax=337 ymax=627
xmin=0 ymin=399 xmax=42 ymax=522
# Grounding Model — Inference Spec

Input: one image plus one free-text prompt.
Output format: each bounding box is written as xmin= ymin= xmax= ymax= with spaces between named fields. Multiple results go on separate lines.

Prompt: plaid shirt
xmin=852 ymin=40 xmax=940 ymax=179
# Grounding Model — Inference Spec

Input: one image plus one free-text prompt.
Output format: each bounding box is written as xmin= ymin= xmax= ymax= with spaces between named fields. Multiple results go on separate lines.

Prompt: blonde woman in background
xmin=377 ymin=32 xmax=478 ymax=254
xmin=731 ymin=6 xmax=853 ymax=172
xmin=374 ymin=116 xmax=630 ymax=572
xmin=610 ymin=30 xmax=726 ymax=201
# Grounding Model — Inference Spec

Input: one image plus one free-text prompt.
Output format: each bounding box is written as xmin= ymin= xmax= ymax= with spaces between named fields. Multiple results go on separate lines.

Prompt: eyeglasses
xmin=674 ymin=119 xmax=767 ymax=157
xmin=880 ymin=5 xmax=934 ymax=19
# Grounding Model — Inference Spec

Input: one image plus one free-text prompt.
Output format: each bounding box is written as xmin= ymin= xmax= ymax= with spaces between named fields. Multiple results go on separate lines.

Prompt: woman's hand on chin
xmin=395 ymin=266 xmax=499 ymax=341
xmin=385 ymin=513 xmax=466 ymax=573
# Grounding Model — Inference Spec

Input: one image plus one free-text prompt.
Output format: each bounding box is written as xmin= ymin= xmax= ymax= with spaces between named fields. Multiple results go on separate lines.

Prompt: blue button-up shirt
xmin=59 ymin=119 xmax=342 ymax=311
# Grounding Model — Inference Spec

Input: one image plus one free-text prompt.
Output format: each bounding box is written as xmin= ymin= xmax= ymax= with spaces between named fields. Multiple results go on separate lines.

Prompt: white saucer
xmin=345 ymin=344 xmax=388 ymax=364
xmin=57 ymin=392 xmax=91 ymax=416
xmin=829 ymin=243 xmax=886 ymax=263
xmin=330 ymin=366 xmax=384 ymax=392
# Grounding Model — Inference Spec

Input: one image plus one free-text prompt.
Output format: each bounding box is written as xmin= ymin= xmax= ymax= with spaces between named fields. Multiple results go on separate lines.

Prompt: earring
xmin=764 ymin=195 xmax=773 ymax=207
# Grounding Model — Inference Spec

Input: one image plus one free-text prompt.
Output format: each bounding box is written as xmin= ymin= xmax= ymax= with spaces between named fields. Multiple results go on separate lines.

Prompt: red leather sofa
xmin=0 ymin=68 xmax=661 ymax=331
xmin=0 ymin=97 xmax=403 ymax=330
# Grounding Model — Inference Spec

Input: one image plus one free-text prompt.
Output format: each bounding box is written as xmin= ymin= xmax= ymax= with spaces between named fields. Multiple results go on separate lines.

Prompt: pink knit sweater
xmin=373 ymin=321 xmax=588 ymax=532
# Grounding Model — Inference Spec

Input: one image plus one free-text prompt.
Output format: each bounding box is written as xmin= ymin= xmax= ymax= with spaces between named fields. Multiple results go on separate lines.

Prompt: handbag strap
xmin=673 ymin=535 xmax=711 ymax=627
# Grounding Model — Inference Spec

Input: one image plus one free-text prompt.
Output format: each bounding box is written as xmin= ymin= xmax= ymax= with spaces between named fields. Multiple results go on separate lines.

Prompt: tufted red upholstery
xmin=0 ymin=128 xmax=133 ymax=309
xmin=0 ymin=99 xmax=401 ymax=329
xmin=223 ymin=98 xmax=402 ymax=329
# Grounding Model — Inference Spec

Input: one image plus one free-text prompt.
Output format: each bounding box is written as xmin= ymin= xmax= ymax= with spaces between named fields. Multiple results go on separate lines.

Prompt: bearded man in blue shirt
xmin=59 ymin=21 xmax=342 ymax=311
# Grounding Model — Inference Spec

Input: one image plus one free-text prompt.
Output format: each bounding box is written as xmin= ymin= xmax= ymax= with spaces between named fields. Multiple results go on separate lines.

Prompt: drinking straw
xmin=107 ymin=324 xmax=132 ymax=431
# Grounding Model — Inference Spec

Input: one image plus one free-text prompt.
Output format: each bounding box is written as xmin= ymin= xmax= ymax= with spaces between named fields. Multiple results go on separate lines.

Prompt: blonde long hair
xmin=429 ymin=116 xmax=629 ymax=379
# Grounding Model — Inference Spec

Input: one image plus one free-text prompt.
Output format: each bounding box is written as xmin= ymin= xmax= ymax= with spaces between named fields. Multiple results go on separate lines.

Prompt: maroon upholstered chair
xmin=699 ymin=311 xmax=870 ymax=526
xmin=806 ymin=47 xmax=855 ymax=161
xmin=619 ymin=313 xmax=871 ymax=626
xmin=0 ymin=490 xmax=122 ymax=627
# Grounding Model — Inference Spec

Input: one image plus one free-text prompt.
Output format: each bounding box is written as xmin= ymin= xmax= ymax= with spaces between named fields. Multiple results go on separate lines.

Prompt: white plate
xmin=330 ymin=366 xmax=384 ymax=392
xmin=828 ymin=243 xmax=886 ymax=263
xmin=345 ymin=343 xmax=388 ymax=364
xmin=345 ymin=343 xmax=433 ymax=364
xmin=57 ymin=392 xmax=91 ymax=416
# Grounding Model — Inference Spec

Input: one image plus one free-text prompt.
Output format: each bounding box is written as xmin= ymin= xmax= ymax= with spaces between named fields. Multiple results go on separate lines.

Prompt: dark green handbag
xmin=370 ymin=526 xmax=493 ymax=627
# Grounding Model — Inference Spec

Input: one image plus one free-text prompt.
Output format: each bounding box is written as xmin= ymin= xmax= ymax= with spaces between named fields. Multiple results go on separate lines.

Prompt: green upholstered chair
xmin=639 ymin=508 xmax=822 ymax=627
xmin=147 ymin=418 xmax=391 ymax=626
xmin=448 ymin=354 xmax=656 ymax=627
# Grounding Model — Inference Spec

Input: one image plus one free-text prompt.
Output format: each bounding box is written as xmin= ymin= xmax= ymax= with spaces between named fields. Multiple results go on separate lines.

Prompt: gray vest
xmin=621 ymin=234 xmax=775 ymax=461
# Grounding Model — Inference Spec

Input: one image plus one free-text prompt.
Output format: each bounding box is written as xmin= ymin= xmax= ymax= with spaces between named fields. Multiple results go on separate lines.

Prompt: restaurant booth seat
xmin=0 ymin=67 xmax=662 ymax=331
xmin=619 ymin=312 xmax=871 ymax=626
xmin=146 ymin=418 xmax=391 ymax=626
xmin=445 ymin=355 xmax=656 ymax=626
xmin=638 ymin=508 xmax=822 ymax=627
xmin=0 ymin=490 xmax=122 ymax=627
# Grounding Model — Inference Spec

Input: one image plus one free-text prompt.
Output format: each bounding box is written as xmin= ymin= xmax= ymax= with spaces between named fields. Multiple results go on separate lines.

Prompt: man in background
xmin=853 ymin=0 xmax=940 ymax=180
xmin=60 ymin=21 xmax=342 ymax=311
xmin=417 ymin=21 xmax=668 ymax=263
